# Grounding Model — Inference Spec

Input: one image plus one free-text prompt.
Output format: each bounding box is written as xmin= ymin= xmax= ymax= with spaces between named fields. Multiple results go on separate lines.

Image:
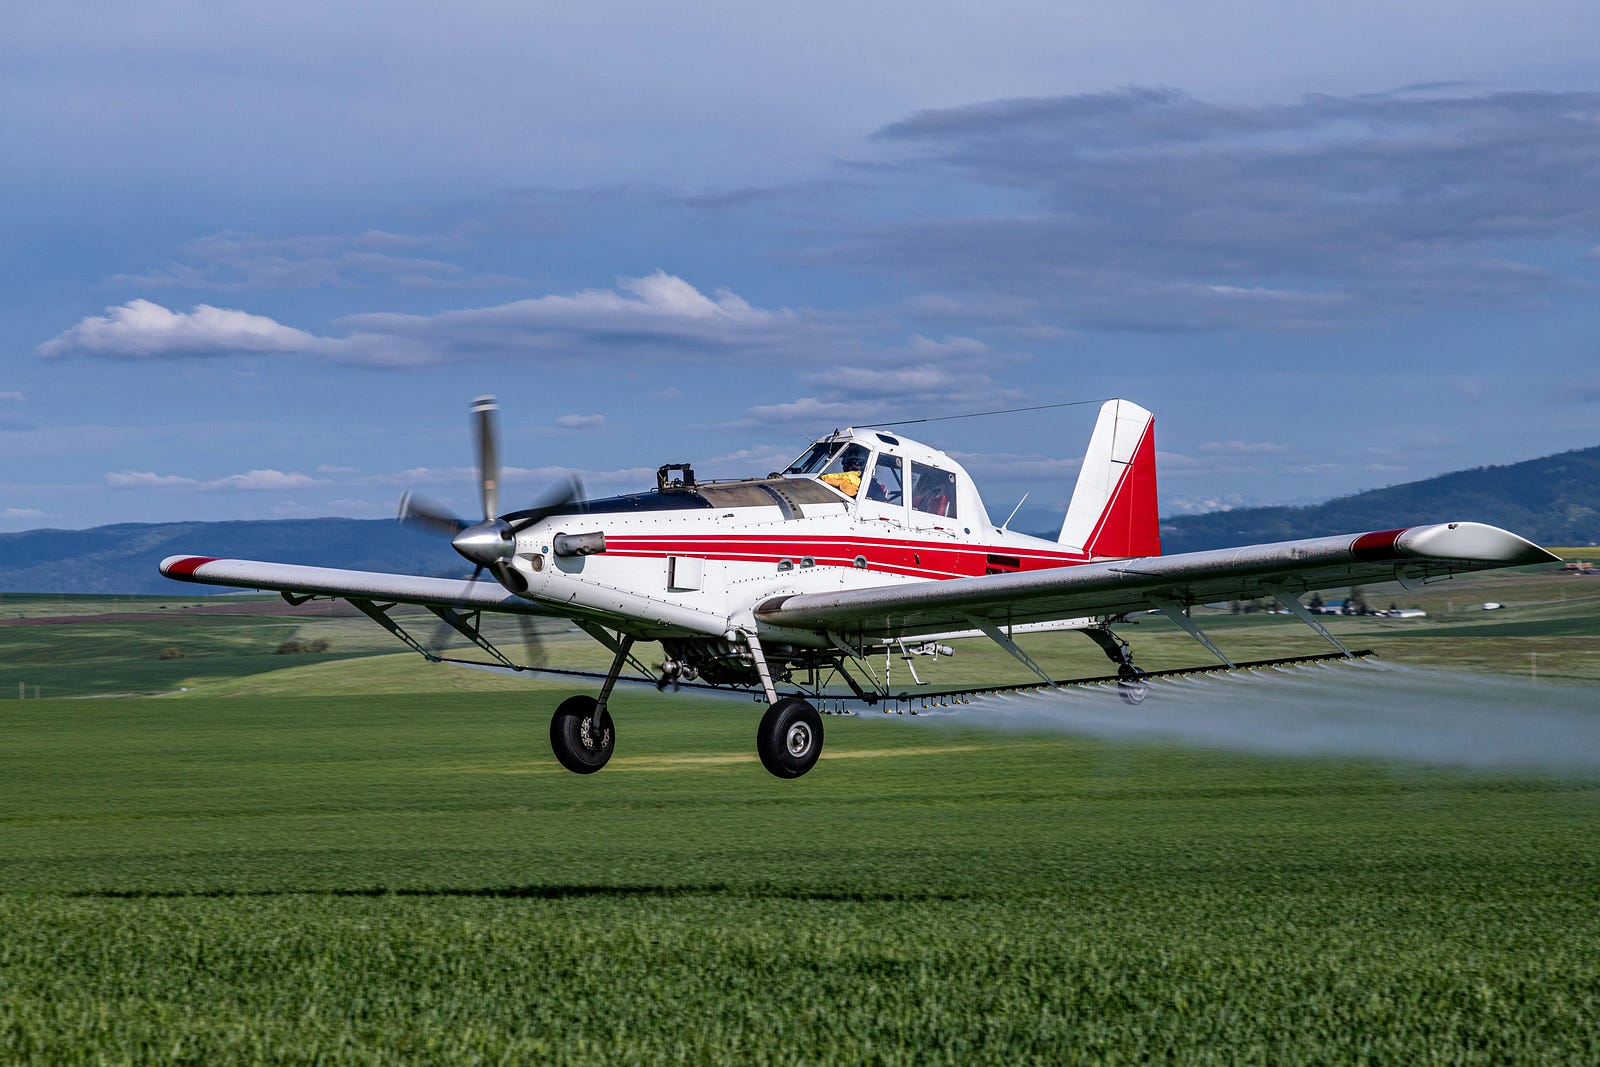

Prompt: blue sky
xmin=5 ymin=1 xmax=1599 ymax=534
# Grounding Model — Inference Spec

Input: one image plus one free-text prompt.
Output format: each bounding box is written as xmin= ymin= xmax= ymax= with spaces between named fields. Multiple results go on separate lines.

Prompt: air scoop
xmin=452 ymin=519 xmax=517 ymax=568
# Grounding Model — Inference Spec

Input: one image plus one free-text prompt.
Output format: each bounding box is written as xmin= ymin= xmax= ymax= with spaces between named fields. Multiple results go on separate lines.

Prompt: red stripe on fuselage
xmin=599 ymin=534 xmax=1092 ymax=580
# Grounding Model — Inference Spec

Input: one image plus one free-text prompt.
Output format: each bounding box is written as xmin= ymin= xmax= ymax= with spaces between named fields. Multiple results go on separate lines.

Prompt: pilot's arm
xmin=819 ymin=471 xmax=863 ymax=496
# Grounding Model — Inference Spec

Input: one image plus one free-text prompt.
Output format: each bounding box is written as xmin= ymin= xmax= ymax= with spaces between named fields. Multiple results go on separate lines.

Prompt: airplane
xmin=160 ymin=396 xmax=1558 ymax=779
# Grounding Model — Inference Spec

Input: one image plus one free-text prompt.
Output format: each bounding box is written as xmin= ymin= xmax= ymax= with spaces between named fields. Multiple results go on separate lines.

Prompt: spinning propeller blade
xmin=472 ymin=395 xmax=499 ymax=522
xmin=508 ymin=473 xmax=586 ymax=533
xmin=397 ymin=491 xmax=469 ymax=538
xmin=397 ymin=395 xmax=587 ymax=589
xmin=514 ymin=613 xmax=545 ymax=668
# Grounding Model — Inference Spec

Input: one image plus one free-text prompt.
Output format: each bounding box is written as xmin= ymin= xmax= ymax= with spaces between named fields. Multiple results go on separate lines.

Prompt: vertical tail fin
xmin=1058 ymin=399 xmax=1161 ymax=558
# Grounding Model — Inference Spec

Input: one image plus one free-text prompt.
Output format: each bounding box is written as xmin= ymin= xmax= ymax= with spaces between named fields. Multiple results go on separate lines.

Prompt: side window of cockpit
xmin=818 ymin=444 xmax=871 ymax=498
xmin=910 ymin=462 xmax=958 ymax=519
xmin=866 ymin=454 xmax=903 ymax=503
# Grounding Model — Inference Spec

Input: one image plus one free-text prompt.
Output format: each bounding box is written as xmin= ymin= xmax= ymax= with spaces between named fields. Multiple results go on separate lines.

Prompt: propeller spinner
xmin=398 ymin=395 xmax=583 ymax=578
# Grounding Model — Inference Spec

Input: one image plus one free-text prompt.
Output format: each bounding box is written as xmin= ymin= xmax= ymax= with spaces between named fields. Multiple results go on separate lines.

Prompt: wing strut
xmin=1148 ymin=596 xmax=1235 ymax=668
xmin=966 ymin=616 xmax=1059 ymax=688
xmin=425 ymin=604 xmax=520 ymax=671
xmin=348 ymin=599 xmax=442 ymax=663
xmin=1266 ymin=587 xmax=1354 ymax=657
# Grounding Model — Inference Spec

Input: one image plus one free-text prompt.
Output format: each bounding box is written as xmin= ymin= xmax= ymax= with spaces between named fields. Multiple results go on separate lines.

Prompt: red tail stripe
xmin=1083 ymin=417 xmax=1160 ymax=558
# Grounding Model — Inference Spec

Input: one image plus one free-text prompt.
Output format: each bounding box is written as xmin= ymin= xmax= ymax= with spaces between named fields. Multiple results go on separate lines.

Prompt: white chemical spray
xmin=916 ymin=660 xmax=1600 ymax=773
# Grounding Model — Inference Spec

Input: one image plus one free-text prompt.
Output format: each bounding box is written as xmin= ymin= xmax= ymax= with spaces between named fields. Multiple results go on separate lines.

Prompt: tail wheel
xmin=757 ymin=697 xmax=823 ymax=779
xmin=550 ymin=695 xmax=615 ymax=774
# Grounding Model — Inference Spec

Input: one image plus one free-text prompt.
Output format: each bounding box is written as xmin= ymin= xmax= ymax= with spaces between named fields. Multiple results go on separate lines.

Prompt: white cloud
xmin=0 ymin=391 xmax=23 ymax=402
xmin=38 ymin=273 xmax=826 ymax=367
xmin=555 ymin=414 xmax=606 ymax=429
xmin=210 ymin=469 xmax=332 ymax=490
xmin=2 ymin=507 xmax=46 ymax=520
xmin=39 ymin=300 xmax=324 ymax=360
xmin=730 ymin=396 xmax=879 ymax=430
xmin=819 ymin=361 xmax=981 ymax=398
xmin=335 ymin=270 xmax=804 ymax=361
xmin=105 ymin=468 xmax=330 ymax=491
xmin=1164 ymin=493 xmax=1260 ymax=515
xmin=106 ymin=471 xmax=201 ymax=489
xmin=700 ymin=444 xmax=802 ymax=478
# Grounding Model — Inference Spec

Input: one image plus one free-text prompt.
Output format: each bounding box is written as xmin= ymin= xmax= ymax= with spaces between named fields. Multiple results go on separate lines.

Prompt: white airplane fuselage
xmin=507 ymin=427 xmax=1096 ymax=650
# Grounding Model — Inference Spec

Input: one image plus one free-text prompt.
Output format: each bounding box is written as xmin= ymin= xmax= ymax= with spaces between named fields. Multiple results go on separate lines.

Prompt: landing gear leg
xmin=745 ymin=631 xmax=824 ymax=779
xmin=1083 ymin=626 xmax=1149 ymax=706
xmin=549 ymin=635 xmax=634 ymax=774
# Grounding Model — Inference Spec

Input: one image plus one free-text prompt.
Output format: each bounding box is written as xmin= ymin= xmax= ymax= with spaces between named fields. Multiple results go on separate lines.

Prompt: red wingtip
xmin=161 ymin=555 xmax=220 ymax=578
xmin=1350 ymin=529 xmax=1407 ymax=561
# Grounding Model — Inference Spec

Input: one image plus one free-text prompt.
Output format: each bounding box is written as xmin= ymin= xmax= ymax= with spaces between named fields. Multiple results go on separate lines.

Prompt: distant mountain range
xmin=0 ymin=519 xmax=461 ymax=595
xmin=4 ymin=445 xmax=1596 ymax=593
xmin=1158 ymin=444 xmax=1600 ymax=553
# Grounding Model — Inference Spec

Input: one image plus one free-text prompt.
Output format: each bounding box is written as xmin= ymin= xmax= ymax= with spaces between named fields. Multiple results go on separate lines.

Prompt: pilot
xmin=819 ymin=448 xmax=868 ymax=497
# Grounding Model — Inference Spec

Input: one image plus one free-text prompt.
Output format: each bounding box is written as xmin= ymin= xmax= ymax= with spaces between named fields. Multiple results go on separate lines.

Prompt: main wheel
xmin=757 ymin=697 xmax=823 ymax=779
xmin=1116 ymin=667 xmax=1150 ymax=706
xmin=550 ymin=695 xmax=615 ymax=774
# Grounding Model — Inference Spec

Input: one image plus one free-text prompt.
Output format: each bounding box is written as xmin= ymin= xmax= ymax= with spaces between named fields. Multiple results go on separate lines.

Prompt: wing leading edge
xmin=159 ymin=555 xmax=561 ymax=616
xmin=753 ymin=522 xmax=1558 ymax=639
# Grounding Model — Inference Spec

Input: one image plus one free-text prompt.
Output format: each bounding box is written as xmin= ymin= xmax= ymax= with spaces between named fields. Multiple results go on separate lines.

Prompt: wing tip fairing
xmin=1391 ymin=522 xmax=1561 ymax=567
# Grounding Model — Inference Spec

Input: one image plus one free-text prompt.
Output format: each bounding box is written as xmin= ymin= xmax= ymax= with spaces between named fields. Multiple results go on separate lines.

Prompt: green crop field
xmin=3 ymin=573 xmax=1599 ymax=1062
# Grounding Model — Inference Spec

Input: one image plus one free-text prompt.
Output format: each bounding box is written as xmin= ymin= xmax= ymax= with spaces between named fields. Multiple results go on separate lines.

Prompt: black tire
xmin=1117 ymin=678 xmax=1150 ymax=706
xmin=757 ymin=697 xmax=823 ymax=779
xmin=550 ymin=695 xmax=615 ymax=774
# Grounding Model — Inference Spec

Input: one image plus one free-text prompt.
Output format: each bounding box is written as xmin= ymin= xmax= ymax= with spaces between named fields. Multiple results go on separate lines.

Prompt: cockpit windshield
xmin=783 ymin=440 xmax=842 ymax=476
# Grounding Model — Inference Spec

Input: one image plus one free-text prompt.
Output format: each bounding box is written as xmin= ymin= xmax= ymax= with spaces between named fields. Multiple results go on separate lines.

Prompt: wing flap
xmin=159 ymin=555 xmax=560 ymax=615
xmin=754 ymin=522 xmax=1556 ymax=636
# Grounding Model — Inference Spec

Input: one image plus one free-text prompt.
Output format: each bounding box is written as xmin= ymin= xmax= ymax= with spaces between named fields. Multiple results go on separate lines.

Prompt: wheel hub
xmin=579 ymin=715 xmax=609 ymax=751
xmin=785 ymin=722 xmax=813 ymax=756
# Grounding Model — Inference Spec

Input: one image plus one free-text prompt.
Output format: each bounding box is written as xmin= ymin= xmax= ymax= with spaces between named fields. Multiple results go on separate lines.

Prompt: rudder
xmin=1058 ymin=399 xmax=1161 ymax=558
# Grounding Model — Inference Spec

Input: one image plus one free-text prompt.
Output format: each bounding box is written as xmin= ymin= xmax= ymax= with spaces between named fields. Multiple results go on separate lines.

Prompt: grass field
xmin=3 ymin=572 xmax=1599 ymax=1062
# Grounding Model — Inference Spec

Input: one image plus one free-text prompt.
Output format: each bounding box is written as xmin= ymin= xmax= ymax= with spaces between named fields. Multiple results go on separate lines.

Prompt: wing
xmin=159 ymin=555 xmax=559 ymax=616
xmin=754 ymin=522 xmax=1558 ymax=638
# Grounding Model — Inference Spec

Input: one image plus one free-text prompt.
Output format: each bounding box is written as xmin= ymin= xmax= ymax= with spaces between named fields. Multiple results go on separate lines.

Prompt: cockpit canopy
xmin=781 ymin=428 xmax=983 ymax=526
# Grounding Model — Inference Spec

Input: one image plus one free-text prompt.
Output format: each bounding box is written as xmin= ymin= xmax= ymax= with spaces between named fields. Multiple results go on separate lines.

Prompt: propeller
xmin=398 ymin=394 xmax=584 ymax=584
xmin=397 ymin=491 xmax=468 ymax=539
xmin=395 ymin=396 xmax=591 ymax=670
xmin=472 ymin=395 xmax=499 ymax=521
